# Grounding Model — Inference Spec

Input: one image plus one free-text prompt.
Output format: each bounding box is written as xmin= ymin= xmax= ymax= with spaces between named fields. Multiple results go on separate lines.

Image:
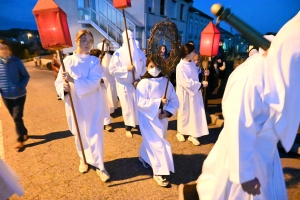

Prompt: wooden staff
xmin=202 ymin=56 xmax=209 ymax=108
xmin=161 ymin=76 xmax=170 ymax=114
xmin=100 ymin=38 xmax=106 ymax=65
xmin=122 ymin=9 xmax=136 ymax=82
xmin=57 ymin=50 xmax=87 ymax=165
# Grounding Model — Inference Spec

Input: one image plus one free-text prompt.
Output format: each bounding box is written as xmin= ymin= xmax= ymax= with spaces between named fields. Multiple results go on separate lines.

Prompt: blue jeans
xmin=2 ymin=95 xmax=28 ymax=142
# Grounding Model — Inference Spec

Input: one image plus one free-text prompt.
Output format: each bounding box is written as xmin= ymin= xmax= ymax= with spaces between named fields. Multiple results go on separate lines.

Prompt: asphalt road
xmin=0 ymin=61 xmax=299 ymax=200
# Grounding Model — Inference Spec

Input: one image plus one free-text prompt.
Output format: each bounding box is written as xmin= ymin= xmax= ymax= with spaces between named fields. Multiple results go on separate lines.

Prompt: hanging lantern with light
xmin=199 ymin=21 xmax=221 ymax=106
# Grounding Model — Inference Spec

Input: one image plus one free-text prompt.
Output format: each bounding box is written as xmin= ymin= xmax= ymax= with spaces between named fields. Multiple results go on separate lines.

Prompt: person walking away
xmin=176 ymin=43 xmax=209 ymax=146
xmin=108 ymin=30 xmax=146 ymax=138
xmin=0 ymin=39 xmax=30 ymax=149
xmin=136 ymin=55 xmax=179 ymax=187
xmin=54 ymin=30 xmax=110 ymax=182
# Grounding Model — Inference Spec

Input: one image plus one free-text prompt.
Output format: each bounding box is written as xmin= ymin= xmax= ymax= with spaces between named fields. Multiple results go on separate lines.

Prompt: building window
xmin=147 ymin=0 xmax=153 ymax=12
xmin=180 ymin=4 xmax=184 ymax=20
xmin=188 ymin=18 xmax=193 ymax=37
xmin=171 ymin=0 xmax=176 ymax=19
xmin=160 ymin=0 xmax=165 ymax=15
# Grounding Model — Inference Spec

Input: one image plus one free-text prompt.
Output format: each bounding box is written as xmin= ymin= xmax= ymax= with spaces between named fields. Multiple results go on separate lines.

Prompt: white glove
xmin=63 ymin=82 xmax=70 ymax=92
xmin=202 ymin=81 xmax=208 ymax=88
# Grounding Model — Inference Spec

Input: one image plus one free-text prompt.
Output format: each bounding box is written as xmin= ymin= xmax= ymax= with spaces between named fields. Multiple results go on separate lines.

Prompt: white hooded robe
xmin=108 ymin=30 xmax=146 ymax=127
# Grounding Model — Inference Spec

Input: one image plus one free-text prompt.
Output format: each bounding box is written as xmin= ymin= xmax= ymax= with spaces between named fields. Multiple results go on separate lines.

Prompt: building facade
xmin=54 ymin=0 xmax=214 ymax=53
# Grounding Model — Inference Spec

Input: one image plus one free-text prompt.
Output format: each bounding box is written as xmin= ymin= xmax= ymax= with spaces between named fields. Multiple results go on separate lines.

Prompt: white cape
xmin=176 ymin=59 xmax=209 ymax=137
xmin=55 ymin=54 xmax=106 ymax=170
xmin=136 ymin=77 xmax=179 ymax=175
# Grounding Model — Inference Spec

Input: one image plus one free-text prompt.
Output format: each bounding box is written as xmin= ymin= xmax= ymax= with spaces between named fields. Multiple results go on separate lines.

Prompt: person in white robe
xmin=98 ymin=42 xmax=118 ymax=115
xmin=195 ymin=12 xmax=300 ymax=200
xmin=0 ymin=158 xmax=24 ymax=199
xmin=136 ymin=55 xmax=179 ymax=187
xmin=176 ymin=43 xmax=209 ymax=146
xmin=55 ymin=30 xmax=110 ymax=182
xmin=108 ymin=30 xmax=146 ymax=138
xmin=90 ymin=48 xmax=114 ymax=131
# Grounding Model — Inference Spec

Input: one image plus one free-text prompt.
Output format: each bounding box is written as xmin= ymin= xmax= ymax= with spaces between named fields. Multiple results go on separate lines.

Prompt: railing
xmin=77 ymin=0 xmax=136 ymax=47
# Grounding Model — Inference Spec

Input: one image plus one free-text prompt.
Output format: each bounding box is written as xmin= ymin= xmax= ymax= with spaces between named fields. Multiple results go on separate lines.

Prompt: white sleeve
xmin=136 ymin=80 xmax=161 ymax=121
xmin=108 ymin=52 xmax=129 ymax=79
xmin=176 ymin=65 xmax=201 ymax=96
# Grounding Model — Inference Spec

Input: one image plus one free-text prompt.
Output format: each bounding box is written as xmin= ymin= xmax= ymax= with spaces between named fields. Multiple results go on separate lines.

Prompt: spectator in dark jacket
xmin=0 ymin=39 xmax=30 ymax=149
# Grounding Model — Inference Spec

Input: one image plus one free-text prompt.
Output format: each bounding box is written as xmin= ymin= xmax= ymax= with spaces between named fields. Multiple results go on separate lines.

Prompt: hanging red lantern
xmin=113 ymin=0 xmax=131 ymax=9
xmin=32 ymin=0 xmax=72 ymax=50
xmin=199 ymin=22 xmax=220 ymax=56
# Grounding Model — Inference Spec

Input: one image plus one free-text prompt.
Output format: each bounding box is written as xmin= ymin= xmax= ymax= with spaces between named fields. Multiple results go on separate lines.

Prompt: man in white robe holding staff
xmin=177 ymin=11 xmax=300 ymax=200
xmin=108 ymin=30 xmax=146 ymax=138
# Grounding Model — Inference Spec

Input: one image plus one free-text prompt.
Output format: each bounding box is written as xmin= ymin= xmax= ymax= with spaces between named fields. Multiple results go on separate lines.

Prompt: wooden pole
xmin=57 ymin=50 xmax=87 ymax=165
xmin=100 ymin=38 xmax=106 ymax=65
xmin=202 ymin=56 xmax=208 ymax=108
xmin=122 ymin=9 xmax=136 ymax=82
xmin=161 ymin=76 xmax=170 ymax=114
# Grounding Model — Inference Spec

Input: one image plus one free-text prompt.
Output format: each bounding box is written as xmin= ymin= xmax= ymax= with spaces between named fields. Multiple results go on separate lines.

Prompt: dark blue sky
xmin=0 ymin=0 xmax=299 ymax=34
xmin=0 ymin=0 xmax=38 ymax=30
xmin=193 ymin=0 xmax=299 ymax=34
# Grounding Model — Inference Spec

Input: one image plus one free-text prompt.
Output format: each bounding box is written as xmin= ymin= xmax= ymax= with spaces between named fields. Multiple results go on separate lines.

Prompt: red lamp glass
xmin=199 ymin=22 xmax=220 ymax=56
xmin=32 ymin=0 xmax=72 ymax=50
xmin=113 ymin=0 xmax=131 ymax=9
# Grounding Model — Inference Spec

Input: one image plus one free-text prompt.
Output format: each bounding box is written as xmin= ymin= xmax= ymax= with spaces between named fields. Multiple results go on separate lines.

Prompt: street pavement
xmin=0 ymin=61 xmax=299 ymax=199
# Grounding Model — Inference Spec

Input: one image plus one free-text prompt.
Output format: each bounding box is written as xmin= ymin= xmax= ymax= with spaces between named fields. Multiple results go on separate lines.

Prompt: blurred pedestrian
xmin=136 ymin=55 xmax=179 ymax=187
xmin=0 ymin=39 xmax=30 ymax=149
xmin=213 ymin=40 xmax=226 ymax=95
xmin=55 ymin=30 xmax=110 ymax=182
xmin=176 ymin=43 xmax=209 ymax=146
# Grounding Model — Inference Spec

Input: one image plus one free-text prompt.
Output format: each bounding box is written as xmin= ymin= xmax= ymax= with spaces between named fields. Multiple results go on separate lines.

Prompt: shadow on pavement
xmin=170 ymin=154 xmax=207 ymax=185
xmin=199 ymin=127 xmax=222 ymax=145
xmin=104 ymin=153 xmax=207 ymax=186
xmin=110 ymin=107 xmax=122 ymax=119
xmin=18 ymin=130 xmax=72 ymax=151
xmin=283 ymin=167 xmax=300 ymax=188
